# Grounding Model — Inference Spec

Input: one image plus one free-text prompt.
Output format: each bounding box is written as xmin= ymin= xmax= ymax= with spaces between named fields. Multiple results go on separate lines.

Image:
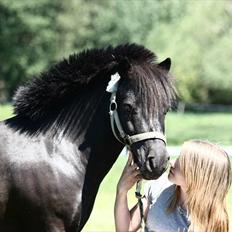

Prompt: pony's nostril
xmin=146 ymin=156 xmax=170 ymax=173
xmin=148 ymin=157 xmax=155 ymax=171
xmin=149 ymin=157 xmax=154 ymax=167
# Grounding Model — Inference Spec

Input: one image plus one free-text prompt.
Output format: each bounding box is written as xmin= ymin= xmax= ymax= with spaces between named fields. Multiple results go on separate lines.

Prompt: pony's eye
xmin=122 ymin=104 xmax=136 ymax=121
xmin=123 ymin=104 xmax=132 ymax=113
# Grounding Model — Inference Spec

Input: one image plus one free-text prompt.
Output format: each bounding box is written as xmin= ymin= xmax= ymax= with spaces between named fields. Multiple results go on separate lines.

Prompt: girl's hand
xmin=117 ymin=152 xmax=142 ymax=195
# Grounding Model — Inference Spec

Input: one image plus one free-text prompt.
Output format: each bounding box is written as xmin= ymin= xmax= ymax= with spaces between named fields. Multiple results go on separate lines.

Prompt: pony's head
xmin=110 ymin=45 xmax=176 ymax=179
xmin=12 ymin=43 xmax=176 ymax=180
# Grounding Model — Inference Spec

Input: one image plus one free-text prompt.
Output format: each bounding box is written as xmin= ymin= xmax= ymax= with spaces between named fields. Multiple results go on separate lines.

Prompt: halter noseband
xmin=106 ymin=73 xmax=166 ymax=146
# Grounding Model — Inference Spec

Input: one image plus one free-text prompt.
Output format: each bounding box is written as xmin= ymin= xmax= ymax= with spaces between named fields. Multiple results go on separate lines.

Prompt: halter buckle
xmin=123 ymin=134 xmax=132 ymax=146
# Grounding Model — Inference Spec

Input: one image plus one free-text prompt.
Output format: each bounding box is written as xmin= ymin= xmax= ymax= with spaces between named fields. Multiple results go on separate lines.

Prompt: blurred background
xmin=1 ymin=0 xmax=232 ymax=106
xmin=0 ymin=0 xmax=231 ymax=231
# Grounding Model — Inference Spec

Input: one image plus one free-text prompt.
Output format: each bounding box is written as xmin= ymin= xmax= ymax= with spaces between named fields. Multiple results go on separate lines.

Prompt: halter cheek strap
xmin=106 ymin=73 xmax=166 ymax=146
xmin=106 ymin=72 xmax=167 ymax=226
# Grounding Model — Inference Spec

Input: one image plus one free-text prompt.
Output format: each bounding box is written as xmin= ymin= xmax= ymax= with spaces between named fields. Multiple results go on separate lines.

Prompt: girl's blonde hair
xmin=167 ymin=140 xmax=232 ymax=232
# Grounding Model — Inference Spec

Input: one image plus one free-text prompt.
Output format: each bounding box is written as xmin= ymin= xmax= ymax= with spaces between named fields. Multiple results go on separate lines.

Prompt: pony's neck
xmin=52 ymin=78 xmax=124 ymax=162
xmin=52 ymin=80 xmax=109 ymax=140
xmin=78 ymin=105 xmax=123 ymax=230
xmin=69 ymin=82 xmax=124 ymax=230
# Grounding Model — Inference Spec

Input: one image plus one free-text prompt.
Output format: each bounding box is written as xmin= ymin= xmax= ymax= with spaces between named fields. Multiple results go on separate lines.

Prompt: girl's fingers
xmin=126 ymin=151 xmax=133 ymax=166
xmin=132 ymin=170 xmax=141 ymax=177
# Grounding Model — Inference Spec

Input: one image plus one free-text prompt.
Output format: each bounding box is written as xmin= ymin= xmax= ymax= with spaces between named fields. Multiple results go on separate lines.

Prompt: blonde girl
xmin=114 ymin=140 xmax=232 ymax=232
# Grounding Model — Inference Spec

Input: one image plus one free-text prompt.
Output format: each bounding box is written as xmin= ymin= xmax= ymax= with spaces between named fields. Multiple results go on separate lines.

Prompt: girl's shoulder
xmin=144 ymin=173 xmax=174 ymax=204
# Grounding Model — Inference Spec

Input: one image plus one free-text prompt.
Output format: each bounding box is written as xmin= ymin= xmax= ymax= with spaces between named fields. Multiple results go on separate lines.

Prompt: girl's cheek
xmin=170 ymin=172 xmax=183 ymax=186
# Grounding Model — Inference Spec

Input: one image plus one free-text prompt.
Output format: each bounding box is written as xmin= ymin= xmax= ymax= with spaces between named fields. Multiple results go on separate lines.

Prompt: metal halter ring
xmin=109 ymin=100 xmax=117 ymax=112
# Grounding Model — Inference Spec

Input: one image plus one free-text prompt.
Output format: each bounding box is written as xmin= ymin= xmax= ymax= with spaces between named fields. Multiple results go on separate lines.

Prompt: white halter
xmin=106 ymin=72 xmax=167 ymax=223
xmin=106 ymin=73 xmax=166 ymax=146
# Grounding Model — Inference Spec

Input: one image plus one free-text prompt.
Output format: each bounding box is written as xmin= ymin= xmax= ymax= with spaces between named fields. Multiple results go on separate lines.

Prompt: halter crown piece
xmin=106 ymin=72 xmax=167 ymax=146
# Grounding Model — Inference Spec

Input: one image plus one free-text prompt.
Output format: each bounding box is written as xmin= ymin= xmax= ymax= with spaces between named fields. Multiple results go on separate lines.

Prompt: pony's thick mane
xmin=13 ymin=43 xmax=157 ymax=119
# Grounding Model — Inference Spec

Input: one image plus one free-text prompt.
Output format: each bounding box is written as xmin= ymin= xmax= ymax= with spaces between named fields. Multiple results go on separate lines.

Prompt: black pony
xmin=0 ymin=44 xmax=176 ymax=231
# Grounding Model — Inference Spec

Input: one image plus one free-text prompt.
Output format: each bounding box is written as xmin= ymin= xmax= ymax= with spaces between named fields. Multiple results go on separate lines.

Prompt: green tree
xmin=0 ymin=0 xmax=62 ymax=99
xmin=56 ymin=0 xmax=161 ymax=52
xmin=1 ymin=0 xmax=231 ymax=105
xmin=147 ymin=0 xmax=232 ymax=104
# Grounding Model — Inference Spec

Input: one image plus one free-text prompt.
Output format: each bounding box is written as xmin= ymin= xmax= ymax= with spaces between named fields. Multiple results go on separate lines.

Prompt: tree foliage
xmin=0 ymin=0 xmax=231 ymax=104
xmin=147 ymin=0 xmax=232 ymax=104
xmin=0 ymin=0 xmax=62 ymax=99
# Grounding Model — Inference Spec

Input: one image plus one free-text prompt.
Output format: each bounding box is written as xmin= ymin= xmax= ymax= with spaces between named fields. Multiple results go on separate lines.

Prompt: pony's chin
xmin=141 ymin=167 xmax=168 ymax=180
xmin=141 ymin=172 xmax=161 ymax=180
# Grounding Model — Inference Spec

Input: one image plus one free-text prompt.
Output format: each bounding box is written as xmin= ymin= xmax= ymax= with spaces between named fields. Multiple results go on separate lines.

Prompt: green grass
xmin=83 ymin=156 xmax=232 ymax=231
xmin=1 ymin=104 xmax=232 ymax=145
xmin=0 ymin=104 xmax=232 ymax=230
xmin=0 ymin=104 xmax=14 ymax=121
xmin=83 ymin=155 xmax=138 ymax=232
xmin=166 ymin=112 xmax=232 ymax=145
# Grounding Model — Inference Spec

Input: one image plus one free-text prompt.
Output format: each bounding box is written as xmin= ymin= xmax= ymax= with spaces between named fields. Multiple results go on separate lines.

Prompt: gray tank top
xmin=144 ymin=174 xmax=190 ymax=232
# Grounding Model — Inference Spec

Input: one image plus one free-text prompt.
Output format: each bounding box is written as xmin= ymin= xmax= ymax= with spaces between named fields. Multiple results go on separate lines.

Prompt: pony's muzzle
xmin=141 ymin=155 xmax=170 ymax=180
xmin=132 ymin=139 xmax=170 ymax=180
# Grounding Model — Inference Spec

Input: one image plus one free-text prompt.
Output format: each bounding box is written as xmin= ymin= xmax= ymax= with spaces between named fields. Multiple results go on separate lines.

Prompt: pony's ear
xmin=158 ymin=58 xmax=171 ymax=72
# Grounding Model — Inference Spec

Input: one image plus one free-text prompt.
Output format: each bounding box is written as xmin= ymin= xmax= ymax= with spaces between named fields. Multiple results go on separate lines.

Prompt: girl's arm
xmin=114 ymin=153 xmax=149 ymax=232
